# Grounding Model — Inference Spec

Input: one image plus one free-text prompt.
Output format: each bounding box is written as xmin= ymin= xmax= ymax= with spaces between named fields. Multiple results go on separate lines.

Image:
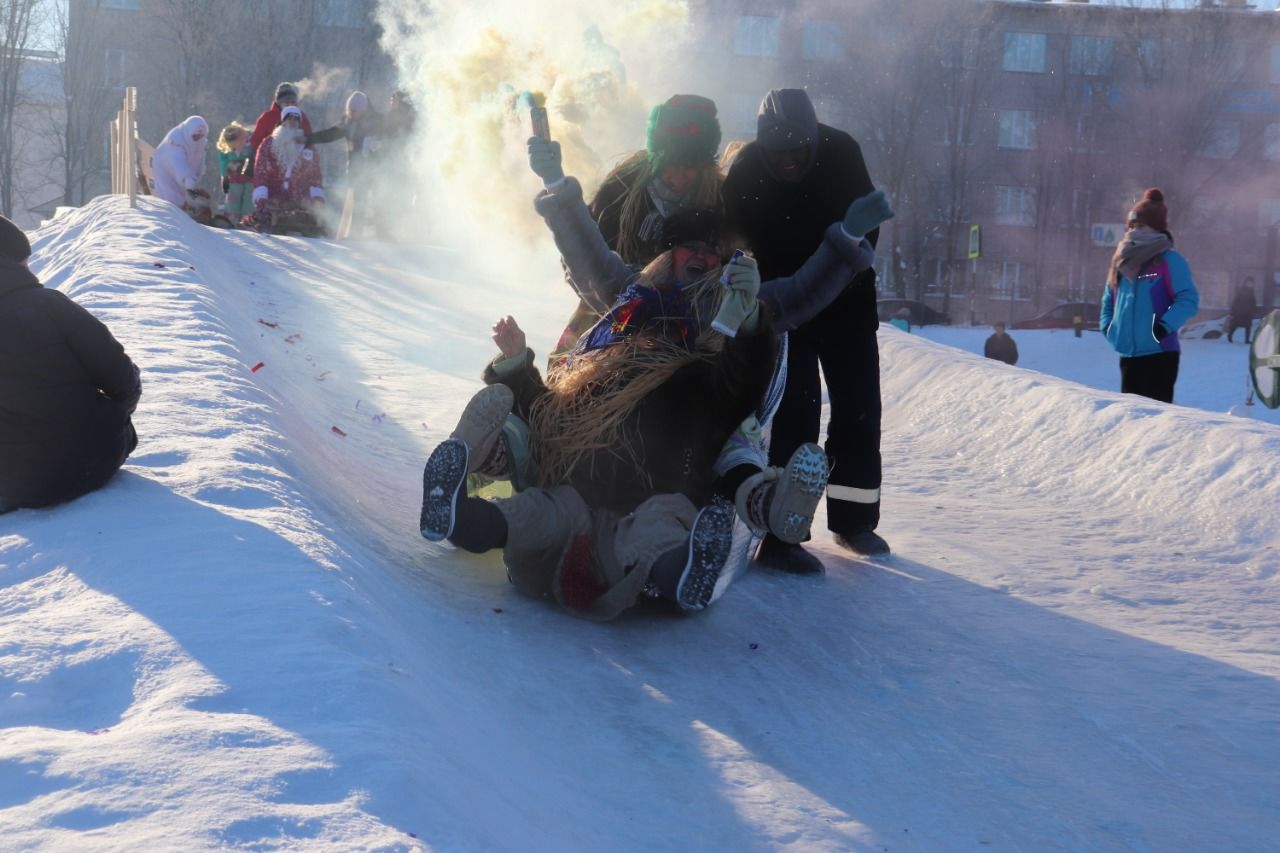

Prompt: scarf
xmin=1109 ymin=229 xmax=1171 ymax=286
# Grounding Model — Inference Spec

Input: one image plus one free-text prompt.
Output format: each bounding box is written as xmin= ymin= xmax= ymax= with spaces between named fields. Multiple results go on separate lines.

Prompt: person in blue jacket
xmin=1099 ymin=188 xmax=1199 ymax=403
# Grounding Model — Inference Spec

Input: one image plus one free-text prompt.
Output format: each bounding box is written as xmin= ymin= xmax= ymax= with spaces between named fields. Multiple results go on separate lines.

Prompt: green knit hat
xmin=646 ymin=94 xmax=721 ymax=169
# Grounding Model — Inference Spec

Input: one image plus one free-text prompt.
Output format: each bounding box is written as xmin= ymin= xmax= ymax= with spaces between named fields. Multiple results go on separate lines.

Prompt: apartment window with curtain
xmin=735 ymin=16 xmax=780 ymax=57
xmin=1003 ymin=32 xmax=1046 ymax=73
xmin=997 ymin=110 xmax=1036 ymax=150
xmin=1069 ymin=35 xmax=1114 ymax=76
xmin=995 ymin=186 xmax=1036 ymax=227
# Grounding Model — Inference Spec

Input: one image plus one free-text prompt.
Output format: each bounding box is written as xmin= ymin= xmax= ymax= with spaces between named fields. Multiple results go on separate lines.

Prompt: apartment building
xmin=694 ymin=0 xmax=1280 ymax=323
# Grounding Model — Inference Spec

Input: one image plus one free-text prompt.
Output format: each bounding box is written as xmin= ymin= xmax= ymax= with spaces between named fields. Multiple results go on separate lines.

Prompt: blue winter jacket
xmin=1100 ymin=249 xmax=1199 ymax=357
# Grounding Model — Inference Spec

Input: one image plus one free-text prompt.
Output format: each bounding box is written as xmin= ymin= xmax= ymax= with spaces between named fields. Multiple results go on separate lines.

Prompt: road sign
xmin=1091 ymin=223 xmax=1125 ymax=247
xmin=968 ymin=224 xmax=981 ymax=260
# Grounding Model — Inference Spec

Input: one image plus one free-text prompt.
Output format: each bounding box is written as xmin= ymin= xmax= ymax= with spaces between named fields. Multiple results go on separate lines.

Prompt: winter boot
xmin=419 ymin=384 xmax=513 ymax=541
xmin=754 ymin=535 xmax=825 ymax=575
xmin=735 ymin=443 xmax=828 ymax=544
xmin=834 ymin=529 xmax=891 ymax=558
xmin=649 ymin=496 xmax=737 ymax=611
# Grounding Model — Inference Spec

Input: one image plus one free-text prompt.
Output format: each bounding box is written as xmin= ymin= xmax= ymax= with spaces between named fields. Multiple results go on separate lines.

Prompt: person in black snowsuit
xmin=0 ymin=215 xmax=140 ymax=513
xmin=722 ymin=88 xmax=889 ymax=571
xmin=984 ymin=322 xmax=1019 ymax=365
xmin=1225 ymin=277 xmax=1258 ymax=344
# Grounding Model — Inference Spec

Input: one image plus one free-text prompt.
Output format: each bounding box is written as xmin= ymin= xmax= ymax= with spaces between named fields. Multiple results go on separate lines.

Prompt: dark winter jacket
xmin=534 ymin=177 xmax=874 ymax=339
xmin=588 ymin=166 xmax=658 ymax=266
xmin=984 ymin=332 xmax=1019 ymax=365
xmin=484 ymin=315 xmax=776 ymax=515
xmin=308 ymin=111 xmax=383 ymax=173
xmin=722 ymin=125 xmax=880 ymax=335
xmin=0 ymin=259 xmax=140 ymax=511
xmin=1229 ymin=284 xmax=1258 ymax=324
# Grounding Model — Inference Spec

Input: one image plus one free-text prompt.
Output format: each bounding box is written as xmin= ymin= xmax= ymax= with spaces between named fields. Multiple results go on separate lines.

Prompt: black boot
xmin=834 ymin=529 xmax=891 ymax=557
xmin=754 ymin=534 xmax=825 ymax=575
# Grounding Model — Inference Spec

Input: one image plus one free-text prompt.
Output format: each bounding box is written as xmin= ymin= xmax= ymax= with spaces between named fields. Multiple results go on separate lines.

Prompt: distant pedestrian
xmin=984 ymin=321 xmax=1018 ymax=365
xmin=1225 ymin=277 xmax=1258 ymax=344
xmin=889 ymin=307 xmax=911 ymax=333
xmin=0 ymin=215 xmax=140 ymax=512
xmin=1099 ymin=188 xmax=1199 ymax=404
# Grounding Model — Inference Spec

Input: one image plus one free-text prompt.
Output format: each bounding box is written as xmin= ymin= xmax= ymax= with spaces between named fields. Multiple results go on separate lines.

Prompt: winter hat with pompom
xmin=1129 ymin=188 xmax=1169 ymax=233
xmin=646 ymin=95 xmax=721 ymax=169
xmin=0 ymin=214 xmax=31 ymax=263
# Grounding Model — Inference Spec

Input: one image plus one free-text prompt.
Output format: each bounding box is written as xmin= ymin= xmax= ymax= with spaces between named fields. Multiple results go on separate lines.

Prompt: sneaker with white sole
xmin=419 ymin=385 xmax=514 ymax=541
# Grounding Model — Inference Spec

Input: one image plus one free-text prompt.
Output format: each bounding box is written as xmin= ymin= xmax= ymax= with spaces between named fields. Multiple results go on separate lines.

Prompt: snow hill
xmin=2 ymin=196 xmax=1279 ymax=851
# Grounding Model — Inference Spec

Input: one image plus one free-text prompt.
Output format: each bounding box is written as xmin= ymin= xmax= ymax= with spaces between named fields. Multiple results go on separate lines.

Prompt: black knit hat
xmin=661 ymin=208 xmax=723 ymax=250
xmin=646 ymin=95 xmax=721 ymax=169
xmin=0 ymin=215 xmax=31 ymax=263
xmin=275 ymin=82 xmax=298 ymax=100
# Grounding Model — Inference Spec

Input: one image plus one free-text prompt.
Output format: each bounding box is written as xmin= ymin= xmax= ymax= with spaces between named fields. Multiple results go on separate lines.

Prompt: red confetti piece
xmin=331 ymin=425 xmax=347 ymax=437
xmin=258 ymin=319 xmax=279 ymax=329
xmin=153 ymin=262 xmax=166 ymax=268
xmin=284 ymin=334 xmax=300 ymax=344
xmin=250 ymin=362 xmax=264 ymax=372
xmin=316 ymin=370 xmax=331 ymax=381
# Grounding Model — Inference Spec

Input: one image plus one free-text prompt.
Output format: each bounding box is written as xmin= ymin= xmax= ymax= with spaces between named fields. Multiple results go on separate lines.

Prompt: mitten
xmin=527 ymin=136 xmax=565 ymax=186
xmin=842 ymin=189 xmax=894 ymax=240
xmin=712 ymin=252 xmax=761 ymax=337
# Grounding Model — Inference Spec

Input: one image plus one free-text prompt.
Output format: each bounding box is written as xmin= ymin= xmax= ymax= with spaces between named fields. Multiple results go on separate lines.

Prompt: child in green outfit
xmin=216 ymin=122 xmax=254 ymax=223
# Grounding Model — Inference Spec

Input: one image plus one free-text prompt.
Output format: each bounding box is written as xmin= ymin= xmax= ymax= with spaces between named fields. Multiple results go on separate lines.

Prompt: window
xmin=997 ymin=109 xmax=1036 ymax=150
xmin=735 ymin=16 xmax=780 ymax=57
xmin=100 ymin=0 xmax=140 ymax=9
xmin=1200 ymin=120 xmax=1240 ymax=159
xmin=802 ymin=22 xmax=844 ymax=61
xmin=937 ymin=108 xmax=976 ymax=146
xmin=928 ymin=181 xmax=970 ymax=223
xmin=105 ymin=49 xmax=126 ymax=89
xmin=993 ymin=261 xmax=1028 ymax=300
xmin=995 ymin=186 xmax=1036 ymax=226
xmin=942 ymin=31 xmax=980 ymax=70
xmin=1072 ymin=114 xmax=1106 ymax=153
xmin=316 ymin=0 xmax=365 ymax=28
xmin=1003 ymin=32 xmax=1046 ymax=73
xmin=1266 ymin=124 xmax=1280 ymax=161
xmin=1069 ymin=35 xmax=1113 ymax=76
xmin=1140 ymin=38 xmax=1162 ymax=79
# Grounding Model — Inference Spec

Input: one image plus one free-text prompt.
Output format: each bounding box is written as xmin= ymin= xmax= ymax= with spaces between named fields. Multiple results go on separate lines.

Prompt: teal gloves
xmin=527 ymin=136 xmax=565 ymax=187
xmin=842 ymin=189 xmax=894 ymax=240
xmin=712 ymin=253 xmax=762 ymax=337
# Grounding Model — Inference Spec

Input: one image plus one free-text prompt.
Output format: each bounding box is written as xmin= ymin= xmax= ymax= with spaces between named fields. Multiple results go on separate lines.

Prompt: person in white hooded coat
xmin=152 ymin=116 xmax=209 ymax=212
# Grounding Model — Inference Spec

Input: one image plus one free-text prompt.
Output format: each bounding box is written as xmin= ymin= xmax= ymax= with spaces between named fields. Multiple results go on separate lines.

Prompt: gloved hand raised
xmin=527 ymin=136 xmax=564 ymax=187
xmin=842 ymin=189 xmax=894 ymax=240
xmin=712 ymin=252 xmax=762 ymax=337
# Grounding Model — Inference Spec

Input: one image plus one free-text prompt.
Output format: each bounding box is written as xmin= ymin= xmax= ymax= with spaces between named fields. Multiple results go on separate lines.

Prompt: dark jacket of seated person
xmin=0 ymin=215 xmax=140 ymax=513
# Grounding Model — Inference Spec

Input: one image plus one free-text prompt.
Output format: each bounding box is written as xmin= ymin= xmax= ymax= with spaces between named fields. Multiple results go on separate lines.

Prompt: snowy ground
xmin=2 ymin=197 xmax=1278 ymax=851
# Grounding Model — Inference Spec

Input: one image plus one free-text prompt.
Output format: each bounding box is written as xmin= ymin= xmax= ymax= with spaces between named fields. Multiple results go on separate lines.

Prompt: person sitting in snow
xmin=0 ymin=215 xmax=141 ymax=514
xmin=215 ymin=122 xmax=255 ymax=225
xmin=252 ymin=106 xmax=325 ymax=217
xmin=307 ymin=91 xmax=383 ymax=237
xmin=248 ymin=82 xmax=314 ymax=170
xmin=151 ymin=116 xmax=211 ymax=220
xmin=550 ymin=94 xmax=726 ymax=365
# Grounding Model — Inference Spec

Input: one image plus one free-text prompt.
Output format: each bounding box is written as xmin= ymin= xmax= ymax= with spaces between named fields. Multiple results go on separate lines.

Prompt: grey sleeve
xmin=532 ymin=177 xmax=639 ymax=313
xmin=757 ymin=223 xmax=876 ymax=333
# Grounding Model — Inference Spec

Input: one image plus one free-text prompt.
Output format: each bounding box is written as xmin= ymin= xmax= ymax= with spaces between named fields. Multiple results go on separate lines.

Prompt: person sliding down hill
xmin=419 ymin=253 xmax=782 ymax=620
xmin=252 ymin=106 xmax=325 ymax=225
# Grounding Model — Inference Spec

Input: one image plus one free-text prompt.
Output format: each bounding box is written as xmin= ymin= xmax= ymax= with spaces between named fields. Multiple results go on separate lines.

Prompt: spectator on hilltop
xmin=0 ymin=215 xmax=141 ymax=513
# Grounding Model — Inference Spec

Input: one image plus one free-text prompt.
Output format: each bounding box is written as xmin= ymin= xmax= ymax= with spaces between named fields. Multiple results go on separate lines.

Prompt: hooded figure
xmin=722 ymin=88 xmax=890 ymax=569
xmin=0 ymin=216 xmax=140 ymax=513
xmin=151 ymin=116 xmax=209 ymax=209
xmin=1100 ymin=188 xmax=1199 ymax=403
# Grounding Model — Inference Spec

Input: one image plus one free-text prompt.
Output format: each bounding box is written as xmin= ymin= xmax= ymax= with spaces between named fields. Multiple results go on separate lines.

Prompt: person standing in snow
xmin=151 ymin=116 xmax=211 ymax=218
xmin=0 ymin=216 xmax=140 ymax=513
xmin=307 ymin=91 xmax=383 ymax=237
xmin=247 ymin=82 xmax=314 ymax=173
xmin=722 ymin=88 xmax=889 ymax=570
xmin=1225 ymin=277 xmax=1258 ymax=344
xmin=252 ymin=106 xmax=325 ymax=215
xmin=550 ymin=94 xmax=725 ymax=364
xmin=1100 ymin=188 xmax=1200 ymax=404
xmin=984 ymin=321 xmax=1018 ymax=365
xmin=215 ymin=122 xmax=255 ymax=224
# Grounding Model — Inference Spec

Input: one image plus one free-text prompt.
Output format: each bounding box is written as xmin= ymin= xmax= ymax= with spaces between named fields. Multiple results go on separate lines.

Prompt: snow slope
xmin=2 ymin=197 xmax=1278 ymax=851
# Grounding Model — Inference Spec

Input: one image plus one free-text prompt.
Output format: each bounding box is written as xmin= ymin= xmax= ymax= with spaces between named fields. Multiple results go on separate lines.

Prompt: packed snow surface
xmin=2 ymin=197 xmax=1278 ymax=851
